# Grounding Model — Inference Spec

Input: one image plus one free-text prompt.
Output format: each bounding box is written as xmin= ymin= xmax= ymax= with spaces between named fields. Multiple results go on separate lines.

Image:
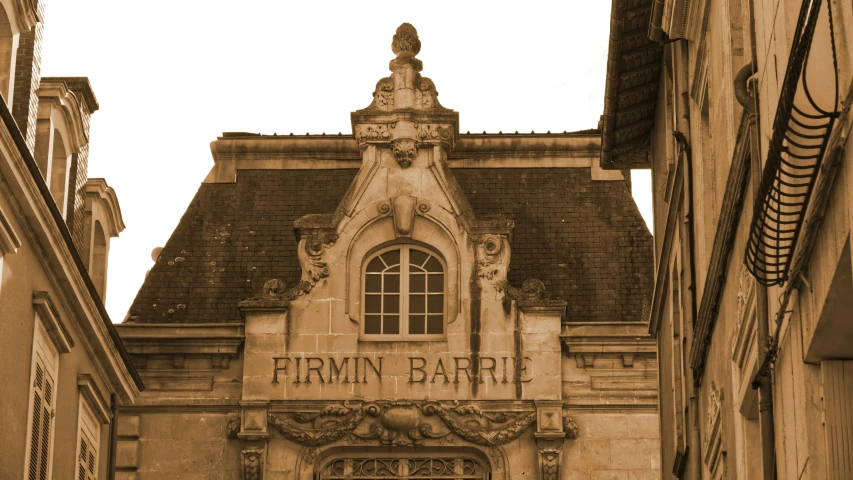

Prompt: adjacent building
xmin=601 ymin=0 xmax=853 ymax=477
xmin=0 ymin=1 xmax=142 ymax=479
xmin=115 ymin=24 xmax=660 ymax=479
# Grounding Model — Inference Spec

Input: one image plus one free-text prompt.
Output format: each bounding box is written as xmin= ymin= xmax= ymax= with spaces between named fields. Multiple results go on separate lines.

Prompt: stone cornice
xmin=32 ymin=291 xmax=74 ymax=353
xmin=0 ymin=202 xmax=21 ymax=255
xmin=0 ymin=94 xmax=142 ymax=399
xmin=42 ymin=76 xmax=100 ymax=114
xmin=85 ymin=178 xmax=126 ymax=236
xmin=37 ymin=79 xmax=89 ymax=150
xmin=561 ymin=322 xmax=655 ymax=355
xmin=115 ymin=323 xmax=245 ymax=356
xmin=78 ymin=374 xmax=111 ymax=424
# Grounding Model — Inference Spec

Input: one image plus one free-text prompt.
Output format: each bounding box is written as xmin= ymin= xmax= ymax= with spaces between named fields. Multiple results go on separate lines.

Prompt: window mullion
xmin=401 ymin=247 xmax=409 ymax=339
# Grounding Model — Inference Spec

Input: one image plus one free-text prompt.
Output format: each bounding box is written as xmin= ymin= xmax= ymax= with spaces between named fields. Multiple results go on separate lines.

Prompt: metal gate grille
xmin=318 ymin=456 xmax=488 ymax=479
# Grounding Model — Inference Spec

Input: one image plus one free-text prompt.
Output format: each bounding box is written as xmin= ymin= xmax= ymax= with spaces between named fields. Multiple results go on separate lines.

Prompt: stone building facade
xmin=600 ymin=0 xmax=853 ymax=477
xmin=115 ymin=24 xmax=660 ymax=480
xmin=0 ymin=1 xmax=142 ymax=479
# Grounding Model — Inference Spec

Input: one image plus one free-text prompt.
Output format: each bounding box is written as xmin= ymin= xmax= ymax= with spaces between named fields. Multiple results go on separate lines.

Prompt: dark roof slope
xmin=128 ymin=168 xmax=652 ymax=324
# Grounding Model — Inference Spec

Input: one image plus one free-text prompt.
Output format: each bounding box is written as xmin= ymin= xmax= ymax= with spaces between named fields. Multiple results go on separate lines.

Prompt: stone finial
xmin=392 ymin=23 xmax=421 ymax=58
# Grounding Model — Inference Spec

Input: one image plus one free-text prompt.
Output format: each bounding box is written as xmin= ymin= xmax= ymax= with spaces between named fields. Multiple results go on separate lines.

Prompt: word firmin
xmin=271 ymin=356 xmax=533 ymax=385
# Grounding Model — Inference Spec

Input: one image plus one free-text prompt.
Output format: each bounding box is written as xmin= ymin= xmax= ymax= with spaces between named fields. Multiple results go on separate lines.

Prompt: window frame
xmin=24 ymin=317 xmax=59 ymax=480
xmin=360 ymin=244 xmax=447 ymax=342
xmin=75 ymin=395 xmax=100 ymax=480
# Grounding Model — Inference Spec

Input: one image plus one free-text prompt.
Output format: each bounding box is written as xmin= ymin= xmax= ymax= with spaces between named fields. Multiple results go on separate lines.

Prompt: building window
xmin=318 ymin=455 xmax=488 ymax=479
xmin=25 ymin=319 xmax=59 ymax=480
xmin=75 ymin=396 xmax=100 ymax=480
xmin=362 ymin=245 xmax=445 ymax=339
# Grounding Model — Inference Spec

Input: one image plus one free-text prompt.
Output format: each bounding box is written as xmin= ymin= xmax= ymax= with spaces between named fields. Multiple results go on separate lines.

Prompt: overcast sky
xmin=40 ymin=1 xmax=653 ymax=322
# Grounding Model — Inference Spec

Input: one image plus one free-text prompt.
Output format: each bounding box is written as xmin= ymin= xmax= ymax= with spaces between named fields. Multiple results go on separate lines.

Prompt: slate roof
xmin=127 ymin=166 xmax=652 ymax=324
xmin=599 ymin=0 xmax=663 ymax=169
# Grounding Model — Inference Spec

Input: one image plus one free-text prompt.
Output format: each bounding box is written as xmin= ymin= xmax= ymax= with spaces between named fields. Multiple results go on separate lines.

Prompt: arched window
xmin=363 ymin=245 xmax=445 ymax=339
xmin=90 ymin=221 xmax=107 ymax=300
xmin=0 ymin=6 xmax=14 ymax=103
xmin=48 ymin=128 xmax=70 ymax=217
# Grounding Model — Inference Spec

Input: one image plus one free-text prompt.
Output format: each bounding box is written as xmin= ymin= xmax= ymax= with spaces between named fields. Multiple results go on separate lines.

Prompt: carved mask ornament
xmin=392 ymin=139 xmax=418 ymax=168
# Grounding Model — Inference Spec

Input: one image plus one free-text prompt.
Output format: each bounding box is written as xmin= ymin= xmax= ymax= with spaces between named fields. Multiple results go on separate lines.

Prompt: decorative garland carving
xmin=265 ymin=400 xmax=540 ymax=449
xmin=392 ymin=139 xmax=418 ymax=168
xmin=562 ymin=415 xmax=579 ymax=439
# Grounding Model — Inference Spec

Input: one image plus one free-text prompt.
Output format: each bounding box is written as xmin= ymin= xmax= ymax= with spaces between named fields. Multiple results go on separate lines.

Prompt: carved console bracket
xmin=233 ymin=402 xmax=270 ymax=480
xmin=238 ymin=215 xmax=338 ymax=310
xmin=534 ymin=400 xmax=575 ymax=480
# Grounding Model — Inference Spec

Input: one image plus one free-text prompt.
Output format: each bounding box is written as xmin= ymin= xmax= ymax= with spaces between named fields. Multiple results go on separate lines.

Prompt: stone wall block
xmin=245 ymin=333 xmax=285 ymax=354
xmin=115 ymin=440 xmax=140 ymax=469
xmin=291 ymin=299 xmax=332 ymax=334
xmin=245 ymin=312 xmax=287 ymax=335
xmin=117 ymin=414 xmax=141 ymax=438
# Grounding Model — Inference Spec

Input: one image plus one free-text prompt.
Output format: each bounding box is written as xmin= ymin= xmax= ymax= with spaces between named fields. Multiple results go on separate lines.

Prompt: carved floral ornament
xmin=227 ymin=400 xmax=578 ymax=449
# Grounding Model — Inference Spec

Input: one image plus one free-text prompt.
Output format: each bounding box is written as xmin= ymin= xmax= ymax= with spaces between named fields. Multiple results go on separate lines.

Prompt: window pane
xmin=409 ymin=315 xmax=425 ymax=334
xmin=365 ymin=315 xmax=381 ymax=334
xmin=386 ymin=265 xmax=400 ymax=272
xmin=384 ymin=294 xmax=400 ymax=313
xmin=367 ymin=257 xmax=384 ymax=272
xmin=427 ymin=294 xmax=444 ymax=313
xmin=381 ymin=250 xmax=400 ymax=267
xmin=427 ymin=273 xmax=443 ymax=292
xmin=427 ymin=315 xmax=443 ymax=334
xmin=424 ymin=256 xmax=442 ymax=272
xmin=384 ymin=315 xmax=400 ymax=334
xmin=365 ymin=294 xmax=381 ymax=313
xmin=410 ymin=273 xmax=425 ymax=293
xmin=409 ymin=294 xmax=425 ymax=313
xmin=365 ymin=274 xmax=381 ymax=292
xmin=384 ymin=274 xmax=400 ymax=293
xmin=410 ymin=250 xmax=428 ymax=268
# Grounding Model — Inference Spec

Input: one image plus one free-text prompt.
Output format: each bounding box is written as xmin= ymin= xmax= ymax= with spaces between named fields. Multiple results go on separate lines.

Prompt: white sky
xmin=40 ymin=1 xmax=654 ymax=323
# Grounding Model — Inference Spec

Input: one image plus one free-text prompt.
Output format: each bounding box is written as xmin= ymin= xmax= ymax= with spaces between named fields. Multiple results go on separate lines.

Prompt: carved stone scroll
xmin=298 ymin=236 xmax=334 ymax=287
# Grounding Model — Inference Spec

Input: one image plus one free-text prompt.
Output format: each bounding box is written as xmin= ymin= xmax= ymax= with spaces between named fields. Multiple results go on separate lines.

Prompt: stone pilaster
xmin=239 ymin=401 xmax=270 ymax=480
xmin=535 ymin=399 xmax=566 ymax=480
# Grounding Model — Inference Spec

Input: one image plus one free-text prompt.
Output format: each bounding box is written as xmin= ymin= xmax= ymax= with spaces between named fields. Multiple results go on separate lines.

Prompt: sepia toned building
xmin=600 ymin=0 xmax=853 ymax=477
xmin=115 ymin=24 xmax=660 ymax=480
xmin=0 ymin=1 xmax=142 ymax=480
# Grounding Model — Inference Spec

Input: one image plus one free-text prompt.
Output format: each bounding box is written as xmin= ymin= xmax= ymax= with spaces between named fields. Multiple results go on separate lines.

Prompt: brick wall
xmin=11 ymin=0 xmax=45 ymax=152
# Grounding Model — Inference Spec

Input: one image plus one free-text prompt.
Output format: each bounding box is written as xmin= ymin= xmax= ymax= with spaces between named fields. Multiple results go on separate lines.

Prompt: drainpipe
xmin=108 ymin=393 xmax=118 ymax=480
xmin=671 ymin=38 xmax=701 ymax=480
xmin=737 ymin=2 xmax=777 ymax=473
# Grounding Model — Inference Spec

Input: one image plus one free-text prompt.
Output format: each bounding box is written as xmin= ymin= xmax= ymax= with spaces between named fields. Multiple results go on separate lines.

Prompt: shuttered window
xmin=25 ymin=319 xmax=58 ymax=480
xmin=76 ymin=398 xmax=100 ymax=480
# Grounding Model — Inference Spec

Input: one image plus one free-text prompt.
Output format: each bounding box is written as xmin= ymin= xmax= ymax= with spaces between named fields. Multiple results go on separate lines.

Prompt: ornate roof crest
xmin=351 ymin=23 xmax=459 ymax=151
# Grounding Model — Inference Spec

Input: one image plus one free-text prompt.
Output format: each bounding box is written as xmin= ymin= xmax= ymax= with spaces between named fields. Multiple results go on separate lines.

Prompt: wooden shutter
xmin=26 ymin=319 xmax=58 ymax=480
xmin=26 ymin=359 xmax=56 ymax=480
xmin=76 ymin=397 xmax=100 ymax=480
